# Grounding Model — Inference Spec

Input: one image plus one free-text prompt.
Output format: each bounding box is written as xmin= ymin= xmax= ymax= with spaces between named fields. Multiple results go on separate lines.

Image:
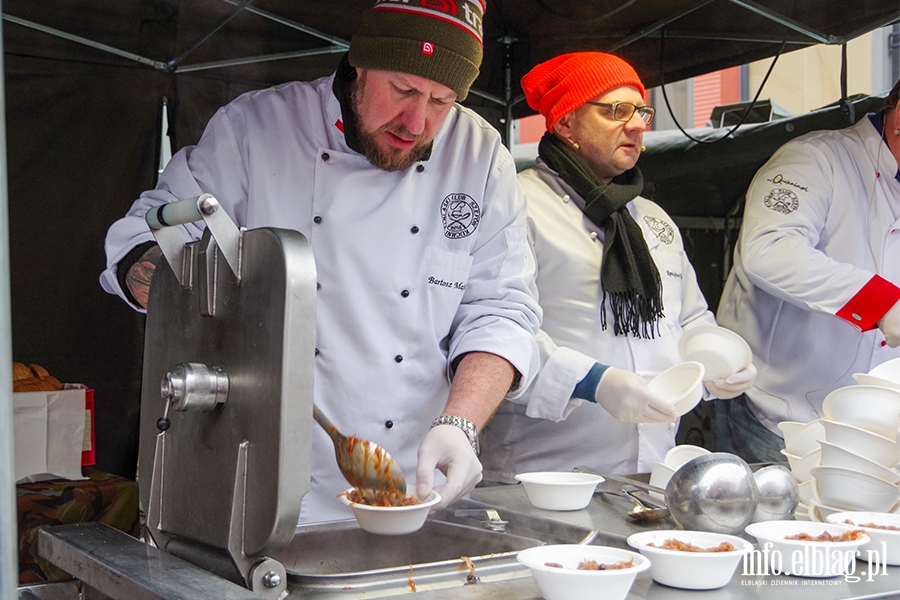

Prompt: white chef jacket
xmin=100 ymin=72 xmax=541 ymax=523
xmin=479 ymin=160 xmax=716 ymax=482
xmin=717 ymin=114 xmax=900 ymax=435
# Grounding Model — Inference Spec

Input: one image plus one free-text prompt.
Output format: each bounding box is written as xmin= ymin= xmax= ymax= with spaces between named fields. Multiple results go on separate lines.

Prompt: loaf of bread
xmin=12 ymin=362 xmax=64 ymax=392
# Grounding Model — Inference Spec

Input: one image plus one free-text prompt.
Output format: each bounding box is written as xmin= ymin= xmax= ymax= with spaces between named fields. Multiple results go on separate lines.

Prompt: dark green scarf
xmin=538 ymin=132 xmax=664 ymax=338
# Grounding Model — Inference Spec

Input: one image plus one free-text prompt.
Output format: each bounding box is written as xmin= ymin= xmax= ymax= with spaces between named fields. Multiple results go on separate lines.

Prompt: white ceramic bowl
xmin=677 ymin=325 xmax=752 ymax=380
xmin=777 ymin=419 xmax=826 ymax=457
xmin=819 ymin=419 xmax=900 ymax=467
xmin=517 ymin=544 xmax=649 ymax=600
xmin=818 ymin=440 xmax=900 ymax=485
xmin=826 ymin=511 xmax=900 ymax=566
xmin=626 ymin=529 xmax=752 ymax=590
xmin=822 ymin=385 xmax=900 ymax=439
xmin=868 ymin=357 xmax=900 ymax=385
xmin=811 ymin=466 xmax=900 ymax=513
xmin=853 ymin=372 xmax=900 ymax=392
xmin=339 ymin=489 xmax=440 ymax=535
xmin=664 ymin=444 xmax=711 ymax=469
xmin=781 ymin=448 xmax=820 ymax=483
xmin=745 ymin=520 xmax=870 ymax=578
xmin=515 ymin=472 xmax=604 ymax=511
xmin=648 ymin=361 xmax=705 ymax=416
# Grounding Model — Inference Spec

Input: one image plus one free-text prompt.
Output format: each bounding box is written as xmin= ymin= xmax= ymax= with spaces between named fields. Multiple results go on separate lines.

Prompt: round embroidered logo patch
xmin=441 ymin=193 xmax=481 ymax=239
xmin=643 ymin=216 xmax=675 ymax=245
xmin=764 ymin=188 xmax=799 ymax=214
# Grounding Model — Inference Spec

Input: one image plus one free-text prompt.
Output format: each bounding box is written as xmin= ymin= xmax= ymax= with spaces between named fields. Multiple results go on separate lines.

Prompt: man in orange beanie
xmin=480 ymin=52 xmax=757 ymax=480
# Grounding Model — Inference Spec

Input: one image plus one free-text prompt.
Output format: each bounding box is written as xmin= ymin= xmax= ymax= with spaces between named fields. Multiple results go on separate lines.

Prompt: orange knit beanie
xmin=521 ymin=52 xmax=645 ymax=132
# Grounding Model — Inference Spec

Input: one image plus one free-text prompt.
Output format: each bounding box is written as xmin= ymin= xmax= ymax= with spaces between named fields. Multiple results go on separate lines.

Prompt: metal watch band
xmin=430 ymin=415 xmax=479 ymax=455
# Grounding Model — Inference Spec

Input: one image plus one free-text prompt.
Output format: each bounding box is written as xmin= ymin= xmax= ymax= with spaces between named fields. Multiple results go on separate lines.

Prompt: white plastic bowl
xmin=339 ymin=489 xmax=440 ymax=535
xmin=826 ymin=511 xmax=900 ymax=566
xmin=798 ymin=480 xmax=814 ymax=505
xmin=515 ymin=472 xmax=604 ymax=511
xmin=822 ymin=385 xmax=900 ymax=439
xmin=677 ymin=325 xmax=752 ymax=380
xmin=868 ymin=357 xmax=900 ymax=385
xmin=811 ymin=466 xmax=900 ymax=513
xmin=745 ymin=520 xmax=870 ymax=578
xmin=780 ymin=448 xmax=820 ymax=483
xmin=664 ymin=444 xmax=711 ymax=469
xmin=777 ymin=419 xmax=826 ymax=457
xmin=517 ymin=544 xmax=649 ymax=600
xmin=818 ymin=440 xmax=900 ymax=485
xmin=807 ymin=498 xmax=849 ymax=523
xmin=648 ymin=361 xmax=705 ymax=416
xmin=627 ymin=529 xmax=752 ymax=590
xmin=795 ymin=502 xmax=811 ymax=521
xmin=648 ymin=461 xmax=677 ymax=499
xmin=819 ymin=419 xmax=900 ymax=468
xmin=853 ymin=372 xmax=900 ymax=392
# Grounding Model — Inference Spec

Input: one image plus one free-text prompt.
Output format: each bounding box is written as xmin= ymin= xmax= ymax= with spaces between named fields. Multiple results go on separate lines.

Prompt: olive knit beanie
xmin=349 ymin=0 xmax=485 ymax=100
xmin=521 ymin=52 xmax=645 ymax=132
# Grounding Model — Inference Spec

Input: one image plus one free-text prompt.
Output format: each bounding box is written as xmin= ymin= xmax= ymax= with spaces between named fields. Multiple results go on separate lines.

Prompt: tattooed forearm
xmin=125 ymin=245 xmax=162 ymax=309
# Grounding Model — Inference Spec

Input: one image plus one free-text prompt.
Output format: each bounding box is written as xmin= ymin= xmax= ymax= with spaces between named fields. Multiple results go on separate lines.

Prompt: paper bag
xmin=14 ymin=388 xmax=87 ymax=483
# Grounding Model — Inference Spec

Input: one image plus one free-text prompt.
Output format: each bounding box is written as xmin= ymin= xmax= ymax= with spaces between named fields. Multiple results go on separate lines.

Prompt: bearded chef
xmin=99 ymin=0 xmax=541 ymax=523
xmin=716 ymin=79 xmax=900 ymax=463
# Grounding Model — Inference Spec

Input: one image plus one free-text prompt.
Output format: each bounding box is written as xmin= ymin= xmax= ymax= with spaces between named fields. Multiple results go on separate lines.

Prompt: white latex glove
xmin=704 ymin=363 xmax=758 ymax=399
xmin=416 ymin=424 xmax=483 ymax=512
xmin=594 ymin=367 xmax=678 ymax=423
xmin=877 ymin=300 xmax=900 ymax=348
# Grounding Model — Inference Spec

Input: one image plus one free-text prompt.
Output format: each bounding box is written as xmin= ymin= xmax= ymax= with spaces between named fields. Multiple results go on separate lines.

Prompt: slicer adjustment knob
xmin=161 ymin=362 xmax=229 ymax=412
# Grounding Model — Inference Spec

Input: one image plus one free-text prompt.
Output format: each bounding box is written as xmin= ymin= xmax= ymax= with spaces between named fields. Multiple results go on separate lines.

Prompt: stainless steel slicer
xmin=139 ymin=194 xmax=317 ymax=598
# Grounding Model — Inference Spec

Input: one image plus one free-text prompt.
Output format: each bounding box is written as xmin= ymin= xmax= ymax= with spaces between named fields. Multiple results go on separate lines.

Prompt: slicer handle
xmin=146 ymin=195 xmax=214 ymax=230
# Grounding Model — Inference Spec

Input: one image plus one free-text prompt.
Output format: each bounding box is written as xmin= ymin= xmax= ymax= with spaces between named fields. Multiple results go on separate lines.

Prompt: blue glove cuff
xmin=572 ymin=362 xmax=611 ymax=402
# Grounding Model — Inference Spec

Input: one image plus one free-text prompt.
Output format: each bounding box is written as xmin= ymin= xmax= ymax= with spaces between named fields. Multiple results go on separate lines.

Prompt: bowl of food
xmin=677 ymin=325 xmax=752 ymax=380
xmin=744 ymin=520 xmax=870 ymax=578
xmin=515 ymin=472 xmax=604 ymax=511
xmin=516 ymin=544 xmax=649 ymax=600
xmin=626 ymin=529 xmax=753 ymax=589
xmin=777 ymin=419 xmax=826 ymax=457
xmin=648 ymin=361 xmax=705 ymax=416
xmin=811 ymin=466 xmax=900 ymax=513
xmin=780 ymin=447 xmax=820 ymax=483
xmin=826 ymin=511 xmax=900 ymax=566
xmin=819 ymin=419 xmax=900 ymax=467
xmin=339 ymin=488 xmax=440 ymax=535
xmin=822 ymin=385 xmax=900 ymax=439
xmin=818 ymin=440 xmax=900 ymax=485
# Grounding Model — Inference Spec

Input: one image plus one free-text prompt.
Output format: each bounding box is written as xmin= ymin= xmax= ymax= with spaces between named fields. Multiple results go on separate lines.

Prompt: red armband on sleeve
xmin=835 ymin=275 xmax=900 ymax=331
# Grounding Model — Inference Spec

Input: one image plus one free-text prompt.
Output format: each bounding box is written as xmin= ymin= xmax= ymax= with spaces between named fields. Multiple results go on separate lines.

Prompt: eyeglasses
xmin=585 ymin=101 xmax=655 ymax=124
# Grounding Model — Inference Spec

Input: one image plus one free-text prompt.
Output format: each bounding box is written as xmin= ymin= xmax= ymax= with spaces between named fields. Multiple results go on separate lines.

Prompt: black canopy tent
xmin=3 ymin=0 xmax=898 ymax=477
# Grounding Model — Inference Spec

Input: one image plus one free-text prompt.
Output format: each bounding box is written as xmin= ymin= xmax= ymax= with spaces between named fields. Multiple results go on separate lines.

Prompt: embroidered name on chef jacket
xmin=643 ymin=216 xmax=675 ymax=245
xmin=441 ymin=193 xmax=481 ymax=239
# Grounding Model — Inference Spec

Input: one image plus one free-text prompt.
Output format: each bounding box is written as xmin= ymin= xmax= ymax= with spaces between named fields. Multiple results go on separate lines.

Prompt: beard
xmin=349 ymin=73 xmax=433 ymax=172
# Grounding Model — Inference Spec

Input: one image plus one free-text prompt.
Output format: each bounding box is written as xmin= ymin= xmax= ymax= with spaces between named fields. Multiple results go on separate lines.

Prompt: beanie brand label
xmin=371 ymin=0 xmax=484 ymax=44
xmin=422 ymin=41 xmax=435 ymax=55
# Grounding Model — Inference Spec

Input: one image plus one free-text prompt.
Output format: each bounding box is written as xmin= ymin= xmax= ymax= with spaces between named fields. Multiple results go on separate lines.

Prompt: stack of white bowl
xmin=780 ymin=359 xmax=900 ymax=522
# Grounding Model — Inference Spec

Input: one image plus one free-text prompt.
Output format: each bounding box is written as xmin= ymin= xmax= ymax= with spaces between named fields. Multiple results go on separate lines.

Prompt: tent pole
xmin=0 ymin=2 xmax=20 ymax=596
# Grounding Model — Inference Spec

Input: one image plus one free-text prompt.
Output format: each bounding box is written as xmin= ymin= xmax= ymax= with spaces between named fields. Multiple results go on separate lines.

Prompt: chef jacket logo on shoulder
xmin=767 ymin=173 xmax=809 ymax=192
xmin=643 ymin=216 xmax=674 ymax=245
xmin=764 ymin=188 xmax=799 ymax=214
xmin=441 ymin=193 xmax=481 ymax=239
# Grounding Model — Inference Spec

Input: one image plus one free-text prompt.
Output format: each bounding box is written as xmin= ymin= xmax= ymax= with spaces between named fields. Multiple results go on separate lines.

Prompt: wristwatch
xmin=430 ymin=415 xmax=479 ymax=455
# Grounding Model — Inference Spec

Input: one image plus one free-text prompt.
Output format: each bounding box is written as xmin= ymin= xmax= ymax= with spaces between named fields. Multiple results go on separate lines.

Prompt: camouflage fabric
xmin=17 ymin=468 xmax=140 ymax=584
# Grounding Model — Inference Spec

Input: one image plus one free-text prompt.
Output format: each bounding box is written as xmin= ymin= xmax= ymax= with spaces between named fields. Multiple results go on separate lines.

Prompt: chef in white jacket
xmin=480 ymin=52 xmax=756 ymax=481
xmin=100 ymin=0 xmax=541 ymax=523
xmin=716 ymin=79 xmax=900 ymax=462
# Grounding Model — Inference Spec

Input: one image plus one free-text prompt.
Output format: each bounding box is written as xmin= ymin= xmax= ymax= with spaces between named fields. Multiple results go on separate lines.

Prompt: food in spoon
xmin=339 ymin=433 xmax=408 ymax=505
xmin=649 ymin=539 xmax=736 ymax=552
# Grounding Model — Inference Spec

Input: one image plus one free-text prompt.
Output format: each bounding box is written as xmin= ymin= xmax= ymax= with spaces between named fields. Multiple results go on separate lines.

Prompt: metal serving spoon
xmin=313 ymin=404 xmax=407 ymax=501
xmin=595 ymin=488 xmax=671 ymax=523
